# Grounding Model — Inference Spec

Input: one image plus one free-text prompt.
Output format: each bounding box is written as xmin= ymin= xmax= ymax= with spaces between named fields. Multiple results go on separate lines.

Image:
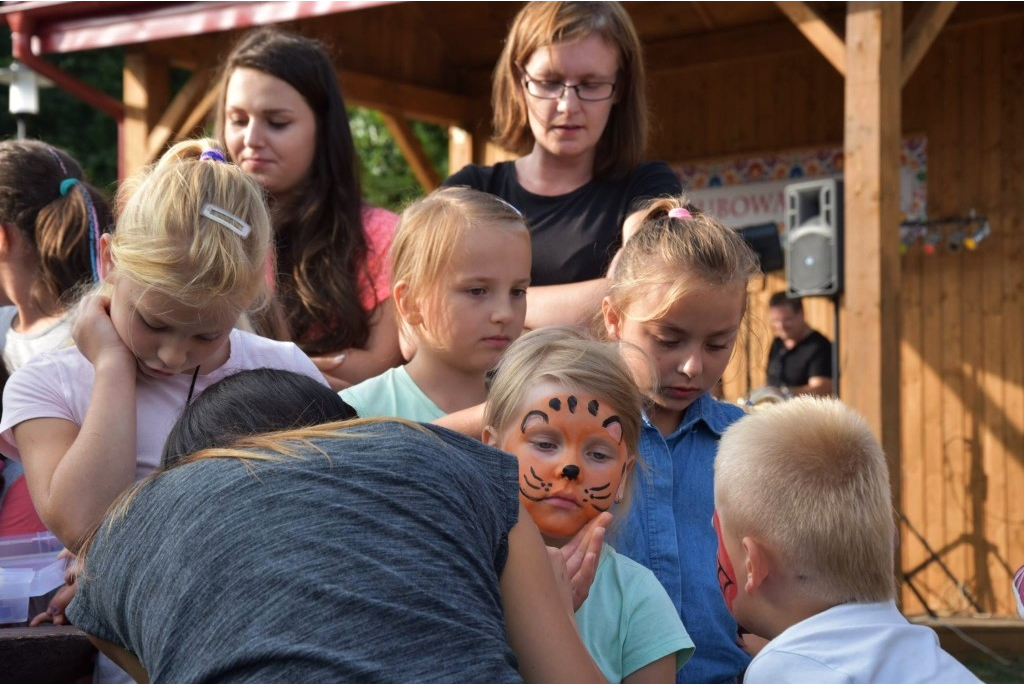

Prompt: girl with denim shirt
xmin=601 ymin=196 xmax=761 ymax=683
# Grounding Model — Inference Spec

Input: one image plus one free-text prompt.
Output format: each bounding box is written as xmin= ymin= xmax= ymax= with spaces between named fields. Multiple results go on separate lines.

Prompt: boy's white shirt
xmin=744 ymin=600 xmax=981 ymax=684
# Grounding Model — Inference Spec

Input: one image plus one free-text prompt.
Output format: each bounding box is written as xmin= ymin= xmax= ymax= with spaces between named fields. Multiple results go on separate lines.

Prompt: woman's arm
xmin=523 ymin=278 xmax=609 ymax=331
xmin=501 ymin=506 xmax=607 ymax=684
xmin=433 ymin=401 xmax=485 ymax=437
xmin=85 ymin=633 xmax=149 ymax=683
xmin=311 ymin=300 xmax=404 ymax=391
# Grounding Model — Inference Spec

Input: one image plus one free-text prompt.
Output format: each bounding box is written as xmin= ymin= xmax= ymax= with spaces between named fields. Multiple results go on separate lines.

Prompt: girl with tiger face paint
xmin=483 ymin=326 xmax=694 ymax=683
xmin=486 ymin=378 xmax=632 ymax=545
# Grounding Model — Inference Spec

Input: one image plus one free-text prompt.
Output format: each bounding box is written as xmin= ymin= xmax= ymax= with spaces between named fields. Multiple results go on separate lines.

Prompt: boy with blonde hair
xmin=713 ymin=396 xmax=980 ymax=683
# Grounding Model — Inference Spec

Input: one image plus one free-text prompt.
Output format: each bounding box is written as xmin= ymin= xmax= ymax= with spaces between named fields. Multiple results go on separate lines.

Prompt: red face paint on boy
xmin=713 ymin=509 xmax=739 ymax=613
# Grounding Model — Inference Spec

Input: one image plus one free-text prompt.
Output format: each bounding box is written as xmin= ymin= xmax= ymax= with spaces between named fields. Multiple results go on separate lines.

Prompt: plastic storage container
xmin=0 ymin=531 xmax=66 ymax=624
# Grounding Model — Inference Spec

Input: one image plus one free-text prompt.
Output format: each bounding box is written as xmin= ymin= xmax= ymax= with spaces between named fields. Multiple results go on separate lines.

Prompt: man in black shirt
xmin=765 ymin=292 xmax=834 ymax=397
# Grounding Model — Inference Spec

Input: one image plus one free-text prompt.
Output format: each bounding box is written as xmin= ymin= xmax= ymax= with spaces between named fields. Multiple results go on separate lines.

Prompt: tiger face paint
xmin=487 ymin=378 xmax=633 ymax=545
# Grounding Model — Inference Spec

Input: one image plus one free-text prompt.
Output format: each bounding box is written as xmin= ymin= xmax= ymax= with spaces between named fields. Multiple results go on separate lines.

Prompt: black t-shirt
xmin=766 ymin=330 xmax=833 ymax=387
xmin=444 ymin=161 xmax=681 ymax=286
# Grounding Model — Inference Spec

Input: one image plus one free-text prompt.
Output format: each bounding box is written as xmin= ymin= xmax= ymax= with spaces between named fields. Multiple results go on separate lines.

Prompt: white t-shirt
xmin=0 ymin=328 xmax=323 ymax=479
xmin=0 ymin=305 xmax=74 ymax=371
xmin=744 ymin=601 xmax=981 ymax=684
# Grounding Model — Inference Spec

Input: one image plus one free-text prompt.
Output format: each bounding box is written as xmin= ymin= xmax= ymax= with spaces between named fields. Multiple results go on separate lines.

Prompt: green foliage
xmin=349 ymin=107 xmax=448 ymax=211
xmin=0 ymin=32 xmax=122 ymax=193
xmin=0 ymin=30 xmax=448 ymax=210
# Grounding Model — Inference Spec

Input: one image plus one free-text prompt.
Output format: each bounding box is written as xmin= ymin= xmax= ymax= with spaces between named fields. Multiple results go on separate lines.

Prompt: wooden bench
xmin=0 ymin=625 xmax=96 ymax=683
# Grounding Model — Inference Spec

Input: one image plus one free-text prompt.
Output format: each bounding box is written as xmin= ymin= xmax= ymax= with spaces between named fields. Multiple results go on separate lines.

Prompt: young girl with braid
xmin=0 ymin=140 xmax=114 ymax=538
xmin=484 ymin=326 xmax=693 ymax=683
xmin=601 ymin=197 xmax=762 ymax=683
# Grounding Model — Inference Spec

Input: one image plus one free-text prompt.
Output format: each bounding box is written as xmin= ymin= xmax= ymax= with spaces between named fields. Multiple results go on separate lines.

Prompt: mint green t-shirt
xmin=576 ymin=543 xmax=695 ymax=682
xmin=340 ymin=365 xmax=445 ymax=422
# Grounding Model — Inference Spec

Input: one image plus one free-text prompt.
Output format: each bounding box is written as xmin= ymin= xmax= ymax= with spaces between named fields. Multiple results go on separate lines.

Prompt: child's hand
xmin=545 ymin=546 xmax=577 ymax=620
xmin=739 ymin=631 xmax=769 ymax=656
xmin=30 ymin=548 xmax=80 ymax=627
xmin=560 ymin=511 xmax=612 ymax=611
xmin=72 ymin=294 xmax=134 ymax=369
xmin=29 ymin=580 xmax=77 ymax=627
xmin=310 ymin=353 xmax=349 ymax=391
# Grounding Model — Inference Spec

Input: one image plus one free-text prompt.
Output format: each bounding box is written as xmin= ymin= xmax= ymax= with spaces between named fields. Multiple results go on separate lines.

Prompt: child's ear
xmin=481 ymin=425 xmax=499 ymax=447
xmin=742 ymin=536 xmax=771 ymax=594
xmin=614 ymin=456 xmax=636 ymax=503
xmin=601 ymin=297 xmax=622 ymax=341
xmin=0 ymin=224 xmax=12 ymax=256
xmin=393 ymin=280 xmax=423 ymax=326
xmin=98 ymin=233 xmax=115 ymax=279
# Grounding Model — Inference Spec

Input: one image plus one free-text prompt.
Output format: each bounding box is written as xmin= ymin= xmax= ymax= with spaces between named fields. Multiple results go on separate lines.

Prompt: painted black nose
xmin=562 ymin=465 xmax=580 ymax=480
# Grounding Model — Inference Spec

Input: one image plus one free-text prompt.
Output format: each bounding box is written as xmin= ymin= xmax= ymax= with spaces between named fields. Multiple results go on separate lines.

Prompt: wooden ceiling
xmin=4 ymin=1 xmax=1016 ymax=116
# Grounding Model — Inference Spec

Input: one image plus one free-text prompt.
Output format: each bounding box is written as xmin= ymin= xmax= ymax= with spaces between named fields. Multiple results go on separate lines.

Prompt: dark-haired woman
xmin=216 ymin=28 xmax=403 ymax=390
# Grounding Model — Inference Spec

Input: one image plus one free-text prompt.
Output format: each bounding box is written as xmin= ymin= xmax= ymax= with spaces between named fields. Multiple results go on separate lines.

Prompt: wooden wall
xmin=656 ymin=13 xmax=1023 ymax=617
xmin=897 ymin=14 xmax=1024 ymax=618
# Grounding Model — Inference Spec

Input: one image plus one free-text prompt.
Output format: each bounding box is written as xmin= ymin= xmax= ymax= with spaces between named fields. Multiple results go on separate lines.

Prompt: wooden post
xmin=123 ymin=50 xmax=169 ymax=178
xmin=842 ymin=3 xmax=903 ymax=508
xmin=448 ymin=126 xmax=473 ymax=178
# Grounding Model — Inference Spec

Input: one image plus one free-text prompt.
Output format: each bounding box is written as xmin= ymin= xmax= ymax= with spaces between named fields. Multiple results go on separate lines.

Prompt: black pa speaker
xmin=784 ymin=178 xmax=843 ymax=297
xmin=737 ymin=223 xmax=785 ymax=273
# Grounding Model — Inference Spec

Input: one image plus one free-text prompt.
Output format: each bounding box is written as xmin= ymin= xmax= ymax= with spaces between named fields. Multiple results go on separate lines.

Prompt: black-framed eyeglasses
xmin=521 ymin=70 xmax=617 ymax=102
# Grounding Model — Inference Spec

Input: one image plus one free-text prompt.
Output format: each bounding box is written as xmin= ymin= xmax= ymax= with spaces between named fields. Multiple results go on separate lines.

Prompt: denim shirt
xmin=609 ymin=392 xmax=751 ymax=683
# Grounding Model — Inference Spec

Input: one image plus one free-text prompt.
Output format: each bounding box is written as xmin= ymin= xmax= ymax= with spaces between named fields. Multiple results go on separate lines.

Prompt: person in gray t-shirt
xmin=69 ymin=369 xmax=603 ymax=683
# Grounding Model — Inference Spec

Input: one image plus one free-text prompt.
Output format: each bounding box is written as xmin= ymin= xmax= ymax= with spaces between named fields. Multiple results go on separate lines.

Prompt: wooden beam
xmin=690 ymin=1 xmax=717 ymax=31
xmin=644 ymin=18 xmax=814 ymax=72
xmin=146 ymin=66 xmax=216 ymax=162
xmin=176 ymin=85 xmax=221 ymax=146
xmin=339 ymin=70 xmax=474 ymax=127
xmin=775 ymin=1 xmax=847 ymax=75
xmin=901 ymin=1 xmax=958 ymax=87
xmin=380 ymin=112 xmax=442 ymax=192
xmin=123 ymin=50 xmax=169 ymax=178
xmin=841 ymin=1 xmax=903 ymax=523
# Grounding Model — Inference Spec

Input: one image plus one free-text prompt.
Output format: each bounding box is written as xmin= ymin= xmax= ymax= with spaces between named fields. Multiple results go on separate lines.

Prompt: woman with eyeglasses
xmin=445 ymin=1 xmax=681 ymax=330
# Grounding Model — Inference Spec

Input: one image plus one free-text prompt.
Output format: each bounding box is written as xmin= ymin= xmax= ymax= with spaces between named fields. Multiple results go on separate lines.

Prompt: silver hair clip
xmin=201 ymin=203 xmax=251 ymax=238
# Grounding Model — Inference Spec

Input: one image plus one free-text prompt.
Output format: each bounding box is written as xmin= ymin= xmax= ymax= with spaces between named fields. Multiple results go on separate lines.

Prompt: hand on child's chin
xmin=738 ymin=630 xmax=769 ymax=656
xmin=558 ymin=511 xmax=612 ymax=611
xmin=72 ymin=295 xmax=134 ymax=368
xmin=545 ymin=546 xmax=575 ymax=617
xmin=310 ymin=353 xmax=349 ymax=391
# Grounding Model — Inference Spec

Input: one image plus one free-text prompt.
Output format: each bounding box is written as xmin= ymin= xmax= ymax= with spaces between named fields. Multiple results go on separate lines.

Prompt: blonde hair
xmin=605 ymin=196 xmax=761 ymax=323
xmin=391 ymin=186 xmax=529 ymax=338
xmin=714 ymin=396 xmax=897 ymax=604
xmin=111 ymin=138 xmax=272 ymax=316
xmin=484 ymin=326 xmax=644 ymax=513
xmin=491 ymin=1 xmax=648 ymax=178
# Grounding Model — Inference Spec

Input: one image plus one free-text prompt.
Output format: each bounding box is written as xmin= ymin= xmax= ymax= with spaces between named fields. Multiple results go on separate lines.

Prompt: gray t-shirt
xmin=69 ymin=422 xmax=522 ymax=684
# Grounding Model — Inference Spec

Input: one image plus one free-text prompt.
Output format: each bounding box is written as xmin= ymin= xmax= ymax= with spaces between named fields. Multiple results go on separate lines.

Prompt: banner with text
xmin=672 ymin=137 xmax=927 ymax=229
